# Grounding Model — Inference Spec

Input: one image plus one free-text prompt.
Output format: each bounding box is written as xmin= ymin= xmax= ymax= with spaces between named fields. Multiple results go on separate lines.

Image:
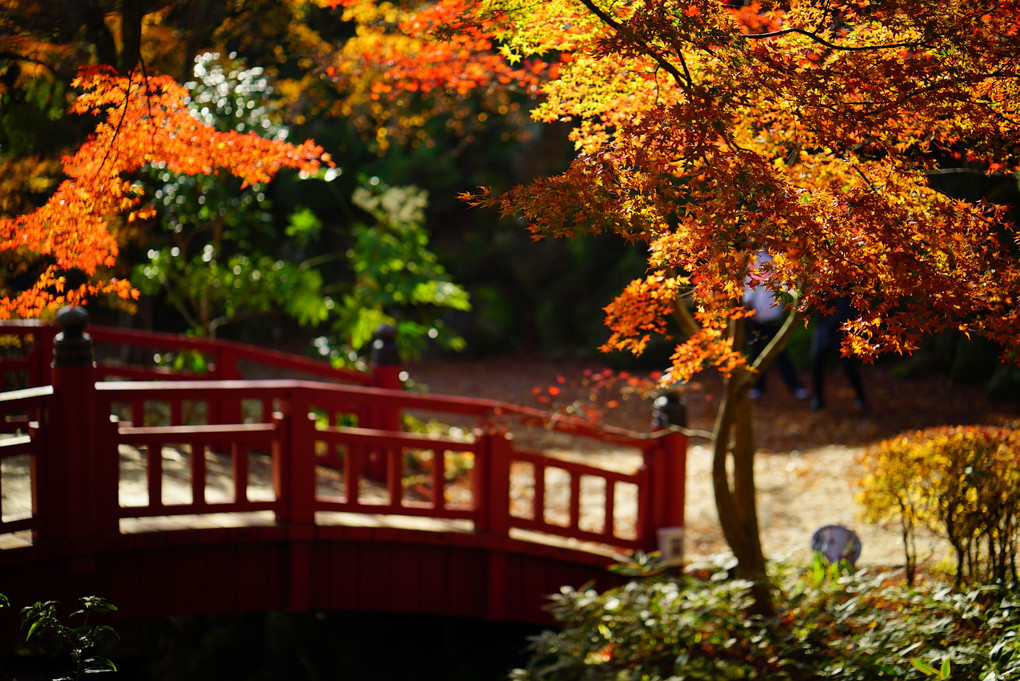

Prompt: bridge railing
xmin=0 ymin=317 xmax=405 ymax=446
xmin=88 ymin=380 xmax=681 ymax=550
xmin=114 ymin=420 xmax=279 ymax=518
xmin=0 ymin=319 xmax=379 ymax=388
xmin=0 ymin=309 xmax=685 ymax=558
xmin=0 ymin=386 xmax=51 ymax=538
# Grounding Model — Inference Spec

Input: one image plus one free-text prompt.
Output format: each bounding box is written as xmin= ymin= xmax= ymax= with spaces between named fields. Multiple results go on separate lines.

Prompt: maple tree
xmin=324 ymin=0 xmax=545 ymax=152
xmin=334 ymin=0 xmax=1020 ymax=612
xmin=0 ymin=65 xmax=327 ymax=319
xmin=2 ymin=0 xmax=569 ymax=352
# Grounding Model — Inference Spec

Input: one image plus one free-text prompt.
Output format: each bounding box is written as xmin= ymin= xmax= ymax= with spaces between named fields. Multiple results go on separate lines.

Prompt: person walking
xmin=810 ymin=296 xmax=867 ymax=411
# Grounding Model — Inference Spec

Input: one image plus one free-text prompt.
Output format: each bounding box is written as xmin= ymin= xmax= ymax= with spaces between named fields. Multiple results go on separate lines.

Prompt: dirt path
xmin=406 ymin=354 xmax=1020 ymax=569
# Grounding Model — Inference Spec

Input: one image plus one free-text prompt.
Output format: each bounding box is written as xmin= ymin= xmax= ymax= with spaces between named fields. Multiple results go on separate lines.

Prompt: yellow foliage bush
xmin=857 ymin=425 xmax=1020 ymax=586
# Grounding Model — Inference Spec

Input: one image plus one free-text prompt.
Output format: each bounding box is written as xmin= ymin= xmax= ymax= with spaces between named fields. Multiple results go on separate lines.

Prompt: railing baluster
xmin=147 ymin=443 xmax=163 ymax=511
xmin=471 ymin=433 xmax=487 ymax=531
xmin=532 ymin=461 xmax=546 ymax=525
xmin=568 ymin=472 xmax=581 ymax=531
xmin=191 ymin=442 xmax=206 ymax=507
xmin=233 ymin=441 xmax=249 ymax=503
xmin=431 ymin=448 xmax=445 ymax=510
xmin=636 ymin=461 xmax=652 ymax=549
xmin=0 ymin=452 xmax=5 ymax=518
xmin=387 ymin=445 xmax=402 ymax=507
xmin=347 ymin=443 xmax=361 ymax=505
xmin=604 ymin=480 xmax=617 ymax=538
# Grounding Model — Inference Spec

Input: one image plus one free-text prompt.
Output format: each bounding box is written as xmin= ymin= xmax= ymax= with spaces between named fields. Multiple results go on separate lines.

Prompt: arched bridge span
xmin=0 ymin=311 xmax=687 ymax=627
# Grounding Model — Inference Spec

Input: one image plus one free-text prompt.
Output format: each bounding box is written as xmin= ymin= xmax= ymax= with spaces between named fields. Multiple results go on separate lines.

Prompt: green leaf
xmin=84 ymin=656 xmax=118 ymax=672
xmin=911 ymin=658 xmax=940 ymax=676
xmin=285 ymin=206 xmax=322 ymax=244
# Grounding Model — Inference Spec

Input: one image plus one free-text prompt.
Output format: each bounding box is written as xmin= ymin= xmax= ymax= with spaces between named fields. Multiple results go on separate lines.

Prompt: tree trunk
xmin=181 ymin=0 xmax=214 ymax=82
xmin=707 ymin=308 xmax=801 ymax=617
xmin=119 ymin=0 xmax=143 ymax=75
xmin=83 ymin=2 xmax=119 ymax=69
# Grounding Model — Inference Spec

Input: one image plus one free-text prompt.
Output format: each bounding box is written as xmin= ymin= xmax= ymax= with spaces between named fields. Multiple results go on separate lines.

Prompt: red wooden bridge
xmin=0 ymin=308 xmax=687 ymax=627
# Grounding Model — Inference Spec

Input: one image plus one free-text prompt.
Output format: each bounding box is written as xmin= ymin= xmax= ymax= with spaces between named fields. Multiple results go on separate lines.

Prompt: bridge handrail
xmin=0 ymin=385 xmax=53 ymax=435
xmin=116 ymin=422 xmax=278 ymax=518
xmin=311 ymin=426 xmax=480 ymax=522
xmin=92 ymin=379 xmax=678 ymax=549
xmin=95 ymin=379 xmax=658 ymax=448
xmin=0 ymin=427 xmax=33 ymax=532
xmin=0 ymin=385 xmax=54 ymax=408
xmin=507 ymin=446 xmax=649 ymax=548
xmin=0 ymin=320 xmax=372 ymax=386
xmin=89 ymin=326 xmax=373 ymax=385
xmin=2 ymin=322 xmax=660 ymax=449
xmin=0 ymin=389 xmax=49 ymax=535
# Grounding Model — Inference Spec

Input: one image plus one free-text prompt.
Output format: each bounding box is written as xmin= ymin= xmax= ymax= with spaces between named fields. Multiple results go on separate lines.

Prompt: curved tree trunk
xmin=708 ymin=308 xmax=801 ymax=617
xmin=711 ymin=317 xmax=773 ymax=615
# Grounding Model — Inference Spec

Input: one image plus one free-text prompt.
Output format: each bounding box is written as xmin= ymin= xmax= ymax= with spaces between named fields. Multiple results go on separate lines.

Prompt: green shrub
xmin=20 ymin=596 xmax=119 ymax=680
xmin=857 ymin=426 xmax=1020 ymax=587
xmin=513 ymin=557 xmax=1020 ymax=681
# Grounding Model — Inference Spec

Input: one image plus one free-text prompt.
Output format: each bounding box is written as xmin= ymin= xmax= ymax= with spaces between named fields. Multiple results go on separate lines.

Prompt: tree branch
xmin=671 ymin=289 xmax=701 ymax=337
xmin=745 ymin=290 xmax=801 ymax=389
xmin=0 ymin=52 xmax=58 ymax=74
xmin=742 ymin=26 xmax=926 ymax=52
xmin=574 ymin=0 xmax=692 ymax=90
xmin=93 ymin=74 xmax=134 ymax=181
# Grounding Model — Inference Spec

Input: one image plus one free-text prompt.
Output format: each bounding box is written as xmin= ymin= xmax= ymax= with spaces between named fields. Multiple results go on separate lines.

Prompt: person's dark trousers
xmin=810 ymin=311 xmax=866 ymax=409
xmin=748 ymin=319 xmax=805 ymax=396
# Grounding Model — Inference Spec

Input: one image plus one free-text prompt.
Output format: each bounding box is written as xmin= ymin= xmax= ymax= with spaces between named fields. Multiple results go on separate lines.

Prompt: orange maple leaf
xmin=1 ymin=66 xmax=328 ymax=319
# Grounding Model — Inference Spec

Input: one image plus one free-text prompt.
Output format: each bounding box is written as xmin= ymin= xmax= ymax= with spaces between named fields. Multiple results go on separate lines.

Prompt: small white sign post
xmin=657 ymin=526 xmax=685 ymax=566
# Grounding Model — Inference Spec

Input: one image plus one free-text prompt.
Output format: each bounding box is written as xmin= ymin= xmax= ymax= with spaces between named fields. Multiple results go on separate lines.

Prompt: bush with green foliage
xmin=313 ymin=178 xmax=471 ymax=364
xmin=857 ymin=426 xmax=1020 ymax=587
xmin=513 ymin=556 xmax=1020 ymax=681
xmin=341 ymin=179 xmax=469 ymax=354
xmin=18 ymin=596 xmax=119 ymax=680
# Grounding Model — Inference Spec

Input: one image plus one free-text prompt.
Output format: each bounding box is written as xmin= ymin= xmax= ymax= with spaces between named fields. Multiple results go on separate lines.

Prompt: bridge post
xmin=36 ymin=307 xmax=118 ymax=544
xmin=369 ymin=323 xmax=403 ymax=411
xmin=365 ymin=324 xmax=403 ymax=480
xmin=272 ymin=388 xmax=317 ymax=612
xmin=472 ymin=428 xmax=513 ymax=621
xmin=473 ymin=428 xmax=512 ymax=537
xmin=643 ymin=430 xmax=687 ymax=556
xmin=272 ymin=389 xmax=316 ymax=526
